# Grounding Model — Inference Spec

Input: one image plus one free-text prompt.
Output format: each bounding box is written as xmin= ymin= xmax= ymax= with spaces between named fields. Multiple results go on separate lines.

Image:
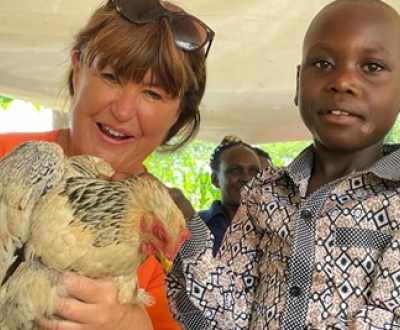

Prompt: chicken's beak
xmin=155 ymin=251 xmax=173 ymax=274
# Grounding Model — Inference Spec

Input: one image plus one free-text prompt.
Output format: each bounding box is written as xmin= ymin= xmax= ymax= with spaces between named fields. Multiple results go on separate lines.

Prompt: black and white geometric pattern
xmin=166 ymin=145 xmax=400 ymax=330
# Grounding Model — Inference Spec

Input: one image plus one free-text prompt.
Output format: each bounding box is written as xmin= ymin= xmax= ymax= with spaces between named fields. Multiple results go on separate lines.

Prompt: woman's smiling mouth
xmin=98 ymin=124 xmax=131 ymax=140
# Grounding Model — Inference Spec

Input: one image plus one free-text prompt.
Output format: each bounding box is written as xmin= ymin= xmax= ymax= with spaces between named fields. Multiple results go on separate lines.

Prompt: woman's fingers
xmin=63 ymin=273 xmax=115 ymax=304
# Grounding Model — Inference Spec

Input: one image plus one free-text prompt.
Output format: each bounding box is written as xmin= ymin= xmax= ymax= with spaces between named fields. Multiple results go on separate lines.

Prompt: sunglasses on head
xmin=112 ymin=0 xmax=215 ymax=58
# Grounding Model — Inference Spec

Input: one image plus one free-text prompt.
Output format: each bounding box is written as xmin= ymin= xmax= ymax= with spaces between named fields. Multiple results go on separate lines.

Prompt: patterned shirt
xmin=167 ymin=145 xmax=400 ymax=330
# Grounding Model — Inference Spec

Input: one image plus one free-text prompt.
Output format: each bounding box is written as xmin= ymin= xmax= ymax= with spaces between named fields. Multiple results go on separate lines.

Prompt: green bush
xmin=145 ymin=141 xmax=220 ymax=211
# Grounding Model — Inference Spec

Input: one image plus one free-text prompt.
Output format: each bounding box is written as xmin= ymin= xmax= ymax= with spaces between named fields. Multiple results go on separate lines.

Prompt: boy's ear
xmin=211 ymin=172 xmax=220 ymax=189
xmin=294 ymin=65 xmax=300 ymax=106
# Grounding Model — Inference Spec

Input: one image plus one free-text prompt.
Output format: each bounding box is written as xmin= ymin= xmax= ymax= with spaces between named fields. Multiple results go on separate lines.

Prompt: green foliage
xmin=0 ymin=96 xmax=13 ymax=110
xmin=144 ymin=141 xmax=220 ymax=211
xmin=257 ymin=140 xmax=311 ymax=166
xmin=0 ymin=95 xmax=41 ymax=111
xmin=384 ymin=117 xmax=400 ymax=144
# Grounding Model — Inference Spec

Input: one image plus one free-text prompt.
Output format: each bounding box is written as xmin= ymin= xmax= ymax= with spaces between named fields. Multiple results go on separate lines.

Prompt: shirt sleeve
xmin=166 ymin=183 xmax=263 ymax=330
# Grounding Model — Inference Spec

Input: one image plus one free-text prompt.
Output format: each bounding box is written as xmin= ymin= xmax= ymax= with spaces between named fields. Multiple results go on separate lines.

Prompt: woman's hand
xmin=36 ymin=273 xmax=153 ymax=330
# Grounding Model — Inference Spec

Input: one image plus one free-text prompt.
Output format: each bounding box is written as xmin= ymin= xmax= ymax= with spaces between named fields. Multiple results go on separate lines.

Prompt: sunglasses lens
xmin=115 ymin=0 xmax=214 ymax=56
xmin=171 ymin=16 xmax=208 ymax=51
xmin=117 ymin=0 xmax=160 ymax=23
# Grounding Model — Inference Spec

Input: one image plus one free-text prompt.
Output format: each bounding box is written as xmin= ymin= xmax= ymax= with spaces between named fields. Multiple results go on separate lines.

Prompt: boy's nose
xmin=328 ymin=67 xmax=360 ymax=96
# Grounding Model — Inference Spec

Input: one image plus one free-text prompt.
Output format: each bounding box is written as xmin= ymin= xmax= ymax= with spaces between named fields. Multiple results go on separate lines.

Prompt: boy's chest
xmin=252 ymin=174 xmax=400 ymax=328
xmin=258 ymin=174 xmax=400 ymax=238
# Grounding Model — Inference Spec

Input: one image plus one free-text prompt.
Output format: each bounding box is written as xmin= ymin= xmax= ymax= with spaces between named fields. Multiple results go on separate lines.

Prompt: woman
xmin=0 ymin=0 xmax=214 ymax=329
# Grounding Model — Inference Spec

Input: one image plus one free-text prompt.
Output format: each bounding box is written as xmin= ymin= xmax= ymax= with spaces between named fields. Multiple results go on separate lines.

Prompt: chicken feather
xmin=0 ymin=141 xmax=190 ymax=330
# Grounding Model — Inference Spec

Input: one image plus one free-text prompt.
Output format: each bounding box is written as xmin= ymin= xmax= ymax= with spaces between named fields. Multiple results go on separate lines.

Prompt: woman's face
xmin=67 ymin=53 xmax=180 ymax=174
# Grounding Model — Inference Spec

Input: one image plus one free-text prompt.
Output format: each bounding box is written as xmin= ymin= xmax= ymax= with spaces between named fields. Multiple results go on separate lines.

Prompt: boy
xmin=167 ymin=0 xmax=400 ymax=329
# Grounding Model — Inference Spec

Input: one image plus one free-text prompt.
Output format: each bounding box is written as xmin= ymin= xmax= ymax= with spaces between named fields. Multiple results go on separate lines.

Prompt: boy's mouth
xmin=328 ymin=110 xmax=350 ymax=116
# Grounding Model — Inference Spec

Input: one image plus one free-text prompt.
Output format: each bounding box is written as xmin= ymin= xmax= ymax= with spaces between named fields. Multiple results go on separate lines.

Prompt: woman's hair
xmin=209 ymin=135 xmax=254 ymax=172
xmin=67 ymin=1 xmax=207 ymax=150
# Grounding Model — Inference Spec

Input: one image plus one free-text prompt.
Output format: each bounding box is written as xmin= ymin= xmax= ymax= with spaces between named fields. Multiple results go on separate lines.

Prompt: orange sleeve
xmin=138 ymin=257 xmax=180 ymax=330
xmin=0 ymin=131 xmax=59 ymax=159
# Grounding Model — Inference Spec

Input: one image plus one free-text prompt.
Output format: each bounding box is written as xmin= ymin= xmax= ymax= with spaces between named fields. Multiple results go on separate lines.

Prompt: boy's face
xmin=297 ymin=3 xmax=400 ymax=152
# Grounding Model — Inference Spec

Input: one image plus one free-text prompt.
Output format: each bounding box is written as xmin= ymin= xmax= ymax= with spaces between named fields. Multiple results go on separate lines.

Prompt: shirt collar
xmin=281 ymin=143 xmax=400 ymax=183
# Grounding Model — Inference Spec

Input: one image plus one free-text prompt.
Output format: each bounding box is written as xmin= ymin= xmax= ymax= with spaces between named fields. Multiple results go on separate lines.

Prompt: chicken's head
xmin=140 ymin=211 xmax=190 ymax=273
xmin=128 ymin=174 xmax=191 ymax=273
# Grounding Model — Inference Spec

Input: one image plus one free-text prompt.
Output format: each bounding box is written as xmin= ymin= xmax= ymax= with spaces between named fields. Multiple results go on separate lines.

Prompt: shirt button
xmin=289 ymin=285 xmax=301 ymax=297
xmin=324 ymin=294 xmax=332 ymax=305
xmin=301 ymin=209 xmax=312 ymax=220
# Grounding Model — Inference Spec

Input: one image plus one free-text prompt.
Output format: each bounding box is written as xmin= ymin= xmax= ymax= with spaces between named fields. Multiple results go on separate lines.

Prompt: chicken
xmin=0 ymin=141 xmax=191 ymax=330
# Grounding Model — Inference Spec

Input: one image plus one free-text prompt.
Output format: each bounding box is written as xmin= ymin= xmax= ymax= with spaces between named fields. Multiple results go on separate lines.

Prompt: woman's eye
xmin=100 ymin=72 xmax=120 ymax=84
xmin=144 ymin=90 xmax=162 ymax=101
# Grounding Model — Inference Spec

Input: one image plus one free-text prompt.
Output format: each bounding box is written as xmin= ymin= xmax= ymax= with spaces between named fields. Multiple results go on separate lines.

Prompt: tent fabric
xmin=1 ymin=0 xmax=399 ymax=143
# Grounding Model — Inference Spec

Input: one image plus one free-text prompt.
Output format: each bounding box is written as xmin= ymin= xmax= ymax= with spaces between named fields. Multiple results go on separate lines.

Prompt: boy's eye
xmin=363 ymin=62 xmax=385 ymax=73
xmin=313 ymin=59 xmax=333 ymax=70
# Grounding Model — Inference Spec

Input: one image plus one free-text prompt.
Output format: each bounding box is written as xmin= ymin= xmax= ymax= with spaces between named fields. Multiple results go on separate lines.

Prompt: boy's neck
xmin=306 ymin=142 xmax=384 ymax=196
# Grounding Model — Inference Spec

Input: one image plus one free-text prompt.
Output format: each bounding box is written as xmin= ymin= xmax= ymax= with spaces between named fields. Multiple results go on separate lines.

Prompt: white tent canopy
xmin=1 ymin=0 xmax=399 ymax=143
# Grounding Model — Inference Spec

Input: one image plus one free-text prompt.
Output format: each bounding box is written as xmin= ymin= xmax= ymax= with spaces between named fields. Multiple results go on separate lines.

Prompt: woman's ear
xmin=211 ymin=172 xmax=220 ymax=189
xmin=70 ymin=50 xmax=82 ymax=93
xmin=294 ymin=65 xmax=300 ymax=106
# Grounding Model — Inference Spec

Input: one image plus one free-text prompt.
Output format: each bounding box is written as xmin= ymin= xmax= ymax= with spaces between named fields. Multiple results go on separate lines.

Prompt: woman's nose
xmin=112 ymin=88 xmax=139 ymax=122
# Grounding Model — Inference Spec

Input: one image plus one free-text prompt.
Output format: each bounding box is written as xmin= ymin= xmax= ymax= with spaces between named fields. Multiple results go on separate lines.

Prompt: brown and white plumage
xmin=0 ymin=141 xmax=190 ymax=330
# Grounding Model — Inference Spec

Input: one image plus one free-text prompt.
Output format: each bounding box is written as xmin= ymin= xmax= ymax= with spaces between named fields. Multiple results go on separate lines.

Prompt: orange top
xmin=0 ymin=130 xmax=180 ymax=330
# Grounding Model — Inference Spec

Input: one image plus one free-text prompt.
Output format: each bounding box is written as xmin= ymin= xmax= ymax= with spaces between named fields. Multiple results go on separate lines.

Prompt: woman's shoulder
xmin=137 ymin=256 xmax=164 ymax=289
xmin=0 ymin=130 xmax=60 ymax=160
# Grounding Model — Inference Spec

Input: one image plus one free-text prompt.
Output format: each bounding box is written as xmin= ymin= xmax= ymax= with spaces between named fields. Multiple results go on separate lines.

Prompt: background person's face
xmin=216 ymin=146 xmax=261 ymax=208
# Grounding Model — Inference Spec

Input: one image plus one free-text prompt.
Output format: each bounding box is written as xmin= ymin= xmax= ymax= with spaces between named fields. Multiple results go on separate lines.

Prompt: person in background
xmin=199 ymin=135 xmax=261 ymax=256
xmin=0 ymin=0 xmax=214 ymax=329
xmin=167 ymin=0 xmax=400 ymax=328
xmin=253 ymin=146 xmax=273 ymax=168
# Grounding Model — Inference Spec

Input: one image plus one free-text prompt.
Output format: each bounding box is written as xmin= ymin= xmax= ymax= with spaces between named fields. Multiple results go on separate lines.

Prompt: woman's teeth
xmin=100 ymin=125 xmax=128 ymax=139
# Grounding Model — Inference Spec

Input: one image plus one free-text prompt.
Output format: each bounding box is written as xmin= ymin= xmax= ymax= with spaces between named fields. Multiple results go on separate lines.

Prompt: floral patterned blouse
xmin=167 ymin=145 xmax=400 ymax=330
